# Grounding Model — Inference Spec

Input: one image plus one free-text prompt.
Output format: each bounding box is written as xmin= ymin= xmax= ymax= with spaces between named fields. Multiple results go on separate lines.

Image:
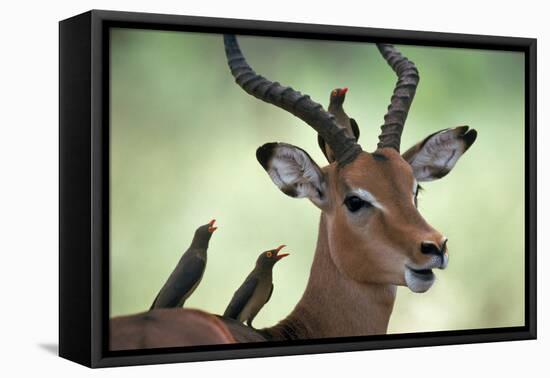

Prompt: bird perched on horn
xmin=318 ymin=87 xmax=360 ymax=163
xmin=224 ymin=35 xmax=478 ymax=297
xmin=150 ymin=219 xmax=218 ymax=310
xmin=223 ymin=245 xmax=289 ymax=327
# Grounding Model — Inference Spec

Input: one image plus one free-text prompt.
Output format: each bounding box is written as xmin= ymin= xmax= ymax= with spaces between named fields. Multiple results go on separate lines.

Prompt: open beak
xmin=274 ymin=244 xmax=289 ymax=260
xmin=207 ymin=219 xmax=217 ymax=233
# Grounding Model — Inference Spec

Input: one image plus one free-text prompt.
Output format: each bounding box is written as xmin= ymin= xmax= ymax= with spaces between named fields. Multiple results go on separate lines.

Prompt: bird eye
xmin=344 ymin=196 xmax=372 ymax=213
xmin=266 ymin=251 xmax=273 ymax=258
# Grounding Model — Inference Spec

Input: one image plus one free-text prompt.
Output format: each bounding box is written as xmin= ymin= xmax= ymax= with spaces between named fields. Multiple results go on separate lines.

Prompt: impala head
xmin=224 ymin=36 xmax=477 ymax=293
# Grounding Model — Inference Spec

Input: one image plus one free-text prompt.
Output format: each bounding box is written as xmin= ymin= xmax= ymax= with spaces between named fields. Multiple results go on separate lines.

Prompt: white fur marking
xmin=409 ymin=128 xmax=467 ymax=182
xmin=351 ymin=188 xmax=385 ymax=211
xmin=267 ymin=145 xmax=324 ymax=201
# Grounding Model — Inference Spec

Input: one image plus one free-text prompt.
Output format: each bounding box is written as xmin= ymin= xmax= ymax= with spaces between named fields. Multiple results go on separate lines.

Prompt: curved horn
xmin=224 ymin=35 xmax=362 ymax=165
xmin=376 ymin=44 xmax=420 ymax=152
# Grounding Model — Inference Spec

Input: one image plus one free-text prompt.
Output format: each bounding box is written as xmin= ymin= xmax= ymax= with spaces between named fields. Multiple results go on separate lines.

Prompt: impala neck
xmin=265 ymin=214 xmax=397 ymax=340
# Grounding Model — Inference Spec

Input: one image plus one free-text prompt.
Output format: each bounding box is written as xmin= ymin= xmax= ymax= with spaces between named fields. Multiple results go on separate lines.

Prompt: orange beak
xmin=207 ymin=219 xmax=217 ymax=233
xmin=274 ymin=244 xmax=289 ymax=260
xmin=276 ymin=253 xmax=289 ymax=260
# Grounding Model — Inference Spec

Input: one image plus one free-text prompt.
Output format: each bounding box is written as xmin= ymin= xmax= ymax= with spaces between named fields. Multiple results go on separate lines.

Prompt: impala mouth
xmin=409 ymin=268 xmax=434 ymax=277
xmin=405 ymin=266 xmax=436 ymax=293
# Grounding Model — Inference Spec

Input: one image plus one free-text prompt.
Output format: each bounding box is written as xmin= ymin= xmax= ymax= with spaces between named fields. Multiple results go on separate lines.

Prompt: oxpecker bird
xmin=150 ymin=219 xmax=218 ymax=309
xmin=223 ymin=245 xmax=289 ymax=327
xmin=318 ymin=87 xmax=360 ymax=162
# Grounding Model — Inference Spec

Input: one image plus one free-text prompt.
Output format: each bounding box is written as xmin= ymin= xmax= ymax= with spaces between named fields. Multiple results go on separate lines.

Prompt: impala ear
xmin=402 ymin=126 xmax=477 ymax=182
xmin=256 ymin=142 xmax=327 ymax=207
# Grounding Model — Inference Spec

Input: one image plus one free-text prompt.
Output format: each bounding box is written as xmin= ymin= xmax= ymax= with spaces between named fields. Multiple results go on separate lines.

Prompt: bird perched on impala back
xmin=150 ymin=219 xmax=218 ymax=310
xmin=318 ymin=87 xmax=360 ymax=162
xmin=223 ymin=245 xmax=289 ymax=327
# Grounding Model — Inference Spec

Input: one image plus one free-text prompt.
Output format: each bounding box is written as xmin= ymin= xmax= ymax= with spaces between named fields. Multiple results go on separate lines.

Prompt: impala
xmin=110 ymin=35 xmax=477 ymax=349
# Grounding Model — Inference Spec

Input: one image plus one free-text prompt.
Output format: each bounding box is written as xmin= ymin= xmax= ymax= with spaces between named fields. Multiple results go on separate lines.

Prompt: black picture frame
xmin=59 ymin=9 xmax=537 ymax=368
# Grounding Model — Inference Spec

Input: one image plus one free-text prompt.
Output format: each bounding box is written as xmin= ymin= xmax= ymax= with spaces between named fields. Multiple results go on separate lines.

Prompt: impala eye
xmin=344 ymin=196 xmax=372 ymax=213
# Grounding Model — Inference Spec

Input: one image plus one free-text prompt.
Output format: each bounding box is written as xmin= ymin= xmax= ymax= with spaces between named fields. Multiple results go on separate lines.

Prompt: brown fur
xmin=110 ymin=308 xmax=236 ymax=350
xmin=109 ymin=128 xmax=474 ymax=347
xmin=320 ymin=149 xmax=445 ymax=287
xmin=264 ymin=149 xmax=445 ymax=339
xmin=266 ymin=214 xmax=397 ymax=339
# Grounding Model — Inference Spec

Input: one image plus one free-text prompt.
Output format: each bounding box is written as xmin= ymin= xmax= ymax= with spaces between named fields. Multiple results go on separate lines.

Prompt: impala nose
xmin=420 ymin=239 xmax=448 ymax=257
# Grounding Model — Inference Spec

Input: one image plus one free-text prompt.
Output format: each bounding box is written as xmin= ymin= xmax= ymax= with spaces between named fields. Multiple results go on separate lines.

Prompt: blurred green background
xmin=109 ymin=28 xmax=525 ymax=333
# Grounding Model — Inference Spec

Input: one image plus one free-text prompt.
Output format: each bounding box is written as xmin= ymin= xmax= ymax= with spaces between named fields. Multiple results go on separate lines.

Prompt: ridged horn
xmin=224 ymin=34 xmax=362 ymax=165
xmin=376 ymin=44 xmax=420 ymax=152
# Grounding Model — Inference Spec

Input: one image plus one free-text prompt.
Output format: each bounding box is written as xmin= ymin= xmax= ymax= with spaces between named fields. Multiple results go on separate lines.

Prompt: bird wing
xmin=265 ymin=284 xmax=274 ymax=304
xmin=150 ymin=256 xmax=206 ymax=309
xmin=223 ymin=276 xmax=259 ymax=319
xmin=350 ymin=118 xmax=360 ymax=140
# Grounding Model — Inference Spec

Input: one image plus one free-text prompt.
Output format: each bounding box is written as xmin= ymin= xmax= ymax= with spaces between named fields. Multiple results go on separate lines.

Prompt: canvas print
xmin=108 ymin=29 xmax=525 ymax=350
